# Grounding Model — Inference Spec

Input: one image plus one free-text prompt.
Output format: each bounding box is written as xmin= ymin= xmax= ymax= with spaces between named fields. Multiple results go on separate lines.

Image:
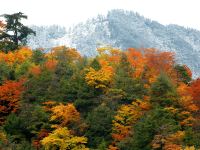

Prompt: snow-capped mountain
xmin=27 ymin=9 xmax=200 ymax=78
xmin=27 ymin=25 xmax=67 ymax=49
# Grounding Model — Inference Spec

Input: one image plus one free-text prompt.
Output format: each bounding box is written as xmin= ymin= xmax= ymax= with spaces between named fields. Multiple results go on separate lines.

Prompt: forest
xmin=0 ymin=13 xmax=200 ymax=150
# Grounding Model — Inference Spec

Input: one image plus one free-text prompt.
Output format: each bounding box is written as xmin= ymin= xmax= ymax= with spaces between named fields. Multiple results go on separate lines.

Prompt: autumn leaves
xmin=0 ymin=46 xmax=200 ymax=149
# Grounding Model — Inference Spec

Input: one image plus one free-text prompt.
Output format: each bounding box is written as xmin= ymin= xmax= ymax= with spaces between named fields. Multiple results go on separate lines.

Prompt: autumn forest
xmin=0 ymin=13 xmax=200 ymax=150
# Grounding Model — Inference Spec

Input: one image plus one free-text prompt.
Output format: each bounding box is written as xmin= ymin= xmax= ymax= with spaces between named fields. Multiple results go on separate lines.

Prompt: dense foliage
xmin=0 ymin=45 xmax=199 ymax=150
xmin=0 ymin=11 xmax=199 ymax=150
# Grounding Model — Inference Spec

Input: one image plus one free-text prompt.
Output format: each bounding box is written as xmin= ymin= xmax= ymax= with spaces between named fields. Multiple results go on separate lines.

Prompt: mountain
xmin=27 ymin=25 xmax=67 ymax=49
xmin=27 ymin=9 xmax=200 ymax=78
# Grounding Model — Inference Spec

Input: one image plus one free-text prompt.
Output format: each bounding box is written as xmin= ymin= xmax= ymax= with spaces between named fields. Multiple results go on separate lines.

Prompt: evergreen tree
xmin=175 ymin=65 xmax=192 ymax=84
xmin=31 ymin=49 xmax=46 ymax=65
xmin=151 ymin=73 xmax=178 ymax=107
xmin=85 ymin=105 xmax=114 ymax=148
xmin=118 ymin=108 xmax=180 ymax=150
xmin=0 ymin=12 xmax=35 ymax=52
xmin=114 ymin=53 xmax=146 ymax=103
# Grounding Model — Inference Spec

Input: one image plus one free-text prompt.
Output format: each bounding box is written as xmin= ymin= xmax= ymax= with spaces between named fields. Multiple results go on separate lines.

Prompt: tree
xmin=85 ymin=65 xmax=113 ymax=89
xmin=126 ymin=48 xmax=146 ymax=78
xmin=3 ymin=106 xmax=49 ymax=141
xmin=151 ymin=73 xmax=178 ymax=107
xmin=0 ymin=12 xmax=35 ymax=52
xmin=31 ymin=49 xmax=46 ymax=65
xmin=0 ymin=61 xmax=10 ymax=84
xmin=85 ymin=104 xmax=114 ymax=148
xmin=189 ymin=78 xmax=200 ymax=138
xmin=0 ymin=80 xmax=24 ymax=124
xmin=190 ymin=78 xmax=200 ymax=109
xmin=118 ymin=108 xmax=180 ymax=150
xmin=41 ymin=127 xmax=89 ymax=150
xmin=112 ymin=103 xmax=142 ymax=142
xmin=175 ymin=65 xmax=192 ymax=84
xmin=50 ymin=103 xmax=80 ymax=128
xmin=50 ymin=46 xmax=81 ymax=63
xmin=177 ymin=83 xmax=198 ymax=112
xmin=143 ymin=49 xmax=176 ymax=84
xmin=111 ymin=99 xmax=150 ymax=144
xmin=0 ymin=47 xmax=32 ymax=65
xmin=90 ymin=58 xmax=101 ymax=71
xmin=113 ymin=53 xmax=146 ymax=103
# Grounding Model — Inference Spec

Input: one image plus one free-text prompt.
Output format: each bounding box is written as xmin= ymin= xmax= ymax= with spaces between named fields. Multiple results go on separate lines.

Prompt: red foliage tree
xmin=32 ymin=129 xmax=49 ymax=150
xmin=126 ymin=48 xmax=146 ymax=78
xmin=190 ymin=78 xmax=200 ymax=109
xmin=144 ymin=48 xmax=176 ymax=83
xmin=0 ymin=80 xmax=24 ymax=124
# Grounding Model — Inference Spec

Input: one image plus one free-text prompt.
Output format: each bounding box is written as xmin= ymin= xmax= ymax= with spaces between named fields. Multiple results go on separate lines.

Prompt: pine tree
xmin=151 ymin=73 xmax=178 ymax=107
xmin=0 ymin=12 xmax=35 ymax=52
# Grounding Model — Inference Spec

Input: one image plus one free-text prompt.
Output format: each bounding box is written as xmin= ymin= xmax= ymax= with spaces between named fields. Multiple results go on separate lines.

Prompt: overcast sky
xmin=1 ymin=0 xmax=200 ymax=30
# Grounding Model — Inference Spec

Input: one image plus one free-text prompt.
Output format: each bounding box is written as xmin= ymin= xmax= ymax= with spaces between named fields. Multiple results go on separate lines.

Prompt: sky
xmin=1 ymin=0 xmax=200 ymax=30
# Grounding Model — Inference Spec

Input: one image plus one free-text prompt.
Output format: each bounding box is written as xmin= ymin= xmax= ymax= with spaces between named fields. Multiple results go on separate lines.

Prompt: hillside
xmin=0 ymin=46 xmax=199 ymax=149
xmin=1 ymin=6 xmax=200 ymax=150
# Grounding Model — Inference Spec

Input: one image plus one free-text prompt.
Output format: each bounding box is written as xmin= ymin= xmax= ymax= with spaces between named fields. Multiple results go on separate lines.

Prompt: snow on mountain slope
xmin=27 ymin=9 xmax=200 ymax=78
xmin=27 ymin=25 xmax=67 ymax=49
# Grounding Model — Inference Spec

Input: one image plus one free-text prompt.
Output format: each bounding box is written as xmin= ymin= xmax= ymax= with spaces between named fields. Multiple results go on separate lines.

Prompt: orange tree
xmin=0 ymin=79 xmax=24 ymax=124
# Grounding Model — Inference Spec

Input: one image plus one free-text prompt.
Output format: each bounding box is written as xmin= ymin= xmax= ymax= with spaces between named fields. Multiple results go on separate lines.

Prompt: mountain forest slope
xmin=1 ymin=10 xmax=200 ymax=150
xmin=0 ymin=46 xmax=200 ymax=149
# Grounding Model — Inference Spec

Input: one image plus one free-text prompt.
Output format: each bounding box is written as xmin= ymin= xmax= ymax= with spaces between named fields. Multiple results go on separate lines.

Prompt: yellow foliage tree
xmin=50 ymin=103 xmax=80 ymax=128
xmin=41 ymin=127 xmax=89 ymax=150
xmin=111 ymin=100 xmax=148 ymax=142
xmin=85 ymin=65 xmax=113 ymax=89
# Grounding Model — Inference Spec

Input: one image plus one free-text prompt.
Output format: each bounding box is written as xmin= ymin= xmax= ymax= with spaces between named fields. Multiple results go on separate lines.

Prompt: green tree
xmin=114 ymin=53 xmax=146 ymax=104
xmin=3 ymin=105 xmax=50 ymax=142
xmin=0 ymin=12 xmax=35 ymax=52
xmin=85 ymin=104 xmax=114 ymax=148
xmin=90 ymin=58 xmax=101 ymax=71
xmin=118 ymin=108 xmax=180 ymax=150
xmin=184 ymin=128 xmax=200 ymax=148
xmin=151 ymin=73 xmax=178 ymax=107
xmin=31 ymin=49 xmax=46 ymax=65
xmin=175 ymin=65 xmax=192 ymax=84
xmin=0 ymin=61 xmax=10 ymax=84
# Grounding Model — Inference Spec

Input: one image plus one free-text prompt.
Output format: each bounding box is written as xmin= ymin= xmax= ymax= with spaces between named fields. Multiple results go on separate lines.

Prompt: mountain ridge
xmin=27 ymin=9 xmax=200 ymax=78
